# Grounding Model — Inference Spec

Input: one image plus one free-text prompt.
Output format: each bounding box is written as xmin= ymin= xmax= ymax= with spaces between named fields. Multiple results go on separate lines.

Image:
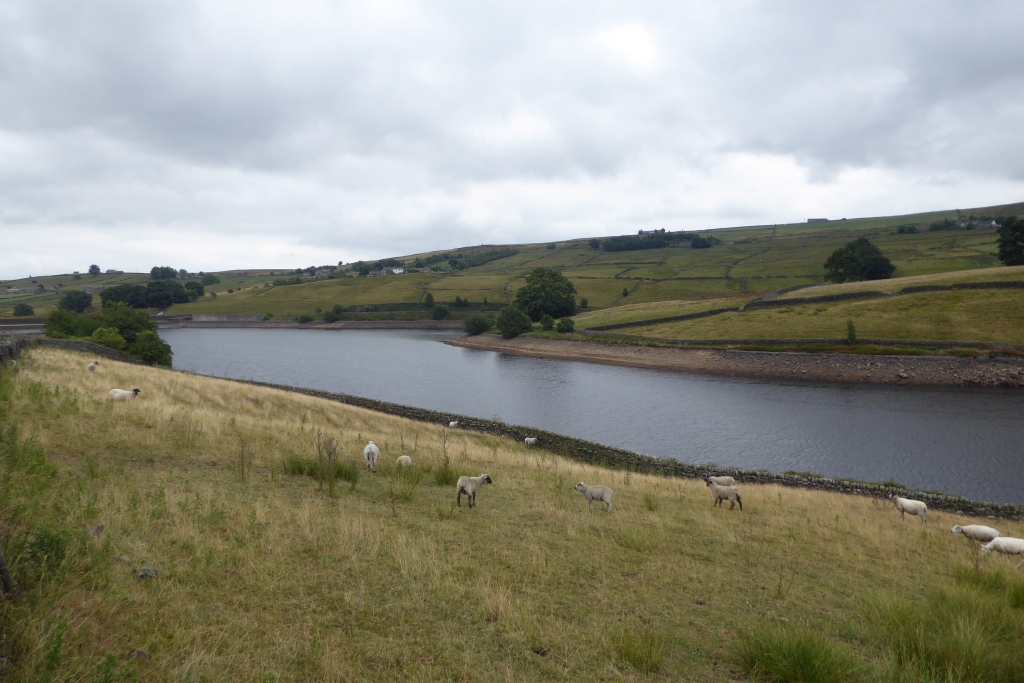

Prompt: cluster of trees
xmin=823 ymin=238 xmax=896 ymax=283
xmin=44 ymin=303 xmax=172 ymax=366
xmin=100 ymin=280 xmax=203 ymax=309
xmin=489 ymin=267 xmax=579 ymax=338
xmin=896 ymin=224 xmax=918 ymax=234
xmin=591 ymin=231 xmax=719 ymax=252
xmin=998 ymin=216 xmax=1024 ymax=266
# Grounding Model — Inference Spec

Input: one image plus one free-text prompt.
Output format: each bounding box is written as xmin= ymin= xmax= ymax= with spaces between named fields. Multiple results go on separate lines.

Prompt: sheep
xmin=574 ymin=482 xmax=613 ymax=512
xmin=524 ymin=437 xmax=537 ymax=447
xmin=108 ymin=388 xmax=140 ymax=402
xmin=448 ymin=421 xmax=459 ymax=428
xmin=87 ymin=361 xmax=99 ymax=372
xmin=702 ymin=473 xmax=736 ymax=487
xmin=363 ymin=441 xmax=380 ymax=472
xmin=888 ymin=494 xmax=927 ymax=525
xmin=706 ymin=480 xmax=742 ymax=510
xmin=456 ymin=473 xmax=492 ymax=508
xmin=396 ymin=455 xmax=412 ymax=467
xmin=980 ymin=537 xmax=1024 ymax=568
xmin=951 ymin=524 xmax=1000 ymax=543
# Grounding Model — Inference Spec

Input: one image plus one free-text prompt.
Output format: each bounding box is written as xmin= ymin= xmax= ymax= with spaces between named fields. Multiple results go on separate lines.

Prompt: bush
xmin=263 ymin=312 xmax=274 ymax=320
xmin=57 ymin=290 xmax=93 ymax=313
xmin=322 ymin=310 xmax=340 ymax=323
xmin=13 ymin=303 xmax=34 ymax=316
xmin=297 ymin=314 xmax=313 ymax=324
xmin=130 ymin=330 xmax=172 ymax=366
xmin=997 ymin=216 xmax=1024 ymax=266
xmin=546 ymin=243 xmax=556 ymax=249
xmin=579 ymin=298 xmax=588 ymax=308
xmin=201 ymin=273 xmax=221 ymax=285
xmin=184 ymin=281 xmax=205 ymax=297
xmin=332 ymin=304 xmax=344 ymax=315
xmin=424 ymin=292 xmax=434 ymax=307
xmin=463 ymin=314 xmax=493 ymax=335
xmin=150 ymin=266 xmax=177 ymax=280
xmin=691 ymin=235 xmax=712 ymax=248
xmin=846 ymin=320 xmax=857 ymax=345
xmin=588 ymin=238 xmax=600 ymax=249
xmin=622 ymin=288 xmax=629 ymax=297
xmin=432 ymin=304 xmax=449 ymax=320
xmin=735 ymin=625 xmax=862 ymax=683
xmin=540 ymin=314 xmax=554 ymax=331
xmin=453 ymin=296 xmax=468 ymax=307
xmin=556 ymin=318 xmax=575 ymax=333
xmin=495 ymin=306 xmax=533 ymax=339
xmin=90 ymin=327 xmax=126 ymax=351
xmin=513 ymin=267 xmax=577 ymax=321
xmin=896 ymin=224 xmax=918 ymax=234
xmin=824 ymin=237 xmax=896 ymax=283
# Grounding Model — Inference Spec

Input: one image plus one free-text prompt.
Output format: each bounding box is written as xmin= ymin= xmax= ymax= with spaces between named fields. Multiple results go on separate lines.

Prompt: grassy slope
xmin=164 ymin=201 xmax=1020 ymax=318
xmin=0 ymin=272 xmax=150 ymax=317
xmin=3 ymin=349 xmax=1024 ymax=681
xmin=573 ymin=296 xmax=757 ymax=330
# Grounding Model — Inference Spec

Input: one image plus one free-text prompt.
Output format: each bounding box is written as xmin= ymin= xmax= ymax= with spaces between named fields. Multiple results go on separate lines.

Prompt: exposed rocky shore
xmin=448 ymin=335 xmax=1024 ymax=387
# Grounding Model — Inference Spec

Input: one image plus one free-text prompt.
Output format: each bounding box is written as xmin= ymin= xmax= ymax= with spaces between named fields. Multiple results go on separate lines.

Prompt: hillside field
xmin=2 ymin=349 xmax=1023 ymax=681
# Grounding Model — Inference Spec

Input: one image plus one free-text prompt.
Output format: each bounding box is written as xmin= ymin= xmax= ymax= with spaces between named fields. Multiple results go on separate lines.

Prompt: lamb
xmin=980 ymin=537 xmax=1024 ymax=568
xmin=706 ymin=480 xmax=742 ymax=510
xmin=108 ymin=388 xmax=140 ymax=402
xmin=448 ymin=421 xmax=459 ymax=428
xmin=363 ymin=441 xmax=380 ymax=472
xmin=524 ymin=437 xmax=537 ymax=447
xmin=87 ymin=361 xmax=99 ymax=372
xmin=951 ymin=524 xmax=1000 ymax=543
xmin=456 ymin=473 xmax=492 ymax=508
xmin=888 ymin=494 xmax=927 ymax=525
xmin=702 ymin=473 xmax=736 ymax=487
xmin=573 ymin=482 xmax=613 ymax=512
xmin=396 ymin=455 xmax=412 ymax=467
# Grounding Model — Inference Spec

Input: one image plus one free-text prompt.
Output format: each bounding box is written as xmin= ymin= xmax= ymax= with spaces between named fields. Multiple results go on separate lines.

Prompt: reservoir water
xmin=160 ymin=328 xmax=1024 ymax=504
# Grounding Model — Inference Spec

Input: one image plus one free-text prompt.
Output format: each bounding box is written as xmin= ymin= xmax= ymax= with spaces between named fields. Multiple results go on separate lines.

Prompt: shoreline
xmin=157 ymin=319 xmax=464 ymax=330
xmin=448 ymin=334 xmax=1024 ymax=387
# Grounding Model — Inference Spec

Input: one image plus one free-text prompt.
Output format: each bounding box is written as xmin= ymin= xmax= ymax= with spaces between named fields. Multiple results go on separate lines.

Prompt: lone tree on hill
xmin=513 ymin=267 xmax=577 ymax=321
xmin=823 ymin=237 xmax=896 ymax=283
xmin=57 ymin=290 xmax=93 ymax=313
xmin=150 ymin=266 xmax=177 ymax=280
xmin=88 ymin=264 xmax=101 ymax=275
xmin=997 ymin=216 xmax=1024 ymax=266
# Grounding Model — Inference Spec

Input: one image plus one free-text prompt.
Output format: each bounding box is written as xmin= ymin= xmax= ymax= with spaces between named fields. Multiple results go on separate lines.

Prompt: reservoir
xmin=160 ymin=328 xmax=1024 ymax=504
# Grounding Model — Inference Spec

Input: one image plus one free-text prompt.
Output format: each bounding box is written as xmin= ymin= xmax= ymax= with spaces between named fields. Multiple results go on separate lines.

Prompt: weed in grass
xmin=434 ymin=501 xmax=458 ymax=520
xmin=610 ymin=626 xmax=666 ymax=674
xmin=643 ymin=493 xmax=659 ymax=512
xmin=84 ymin=453 xmax=100 ymax=479
xmin=736 ymin=624 xmax=863 ymax=683
xmin=235 ymin=434 xmax=252 ymax=483
xmin=313 ymin=429 xmax=340 ymax=495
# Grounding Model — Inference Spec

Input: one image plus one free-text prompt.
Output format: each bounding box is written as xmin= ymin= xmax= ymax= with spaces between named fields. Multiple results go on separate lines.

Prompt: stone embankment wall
xmin=586 ymin=331 xmax=1024 ymax=352
xmin=587 ymin=306 xmax=741 ymax=332
xmin=0 ymin=335 xmax=31 ymax=364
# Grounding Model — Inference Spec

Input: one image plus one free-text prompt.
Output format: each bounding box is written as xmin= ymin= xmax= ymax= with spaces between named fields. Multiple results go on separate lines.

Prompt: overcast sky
xmin=2 ymin=1 xmax=1024 ymax=278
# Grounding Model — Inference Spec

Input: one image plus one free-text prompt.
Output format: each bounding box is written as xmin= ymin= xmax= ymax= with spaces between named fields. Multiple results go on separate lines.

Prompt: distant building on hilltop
xmin=105 ymin=269 xmax=124 ymax=274
xmin=807 ymin=218 xmax=829 ymax=223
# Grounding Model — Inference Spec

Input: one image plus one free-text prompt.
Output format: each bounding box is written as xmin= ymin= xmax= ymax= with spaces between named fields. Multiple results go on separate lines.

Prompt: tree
xmin=823 ymin=237 xmax=895 ymax=283
xmin=691 ymin=235 xmax=712 ymax=249
xmin=556 ymin=317 xmax=575 ymax=333
xmin=622 ymin=288 xmax=629 ymax=297
xmin=88 ymin=264 xmax=101 ymax=276
xmin=130 ymin=331 xmax=172 ymax=366
xmin=495 ymin=306 xmax=533 ymax=339
xmin=463 ymin=314 xmax=493 ymax=335
xmin=91 ymin=327 xmax=127 ymax=351
xmin=588 ymin=238 xmax=600 ymax=249
xmin=58 ymin=290 xmax=93 ymax=313
xmin=101 ymin=284 xmax=148 ymax=308
xmin=997 ymin=216 xmax=1024 ymax=266
xmin=579 ymin=298 xmax=588 ymax=308
xmin=13 ymin=303 xmax=34 ymax=316
xmin=540 ymin=314 xmax=554 ymax=331
xmin=184 ymin=281 xmax=205 ymax=298
xmin=513 ymin=267 xmax=577 ymax=321
xmin=432 ymin=304 xmax=449 ymax=320
xmin=150 ymin=266 xmax=177 ymax=280
xmin=323 ymin=310 xmax=341 ymax=323
xmin=144 ymin=279 xmax=190 ymax=308
xmin=424 ymin=292 xmax=434 ymax=307
xmin=201 ymin=273 xmax=221 ymax=285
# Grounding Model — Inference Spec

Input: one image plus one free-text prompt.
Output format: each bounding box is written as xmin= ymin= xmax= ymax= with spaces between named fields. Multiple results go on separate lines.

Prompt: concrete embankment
xmin=448 ymin=334 xmax=1024 ymax=388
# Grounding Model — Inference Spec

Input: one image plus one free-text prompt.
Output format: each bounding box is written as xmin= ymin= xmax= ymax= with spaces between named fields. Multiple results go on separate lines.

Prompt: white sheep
xmin=706 ymin=480 xmax=742 ymax=510
xmin=889 ymin=494 xmax=927 ymax=525
xmin=573 ymin=482 xmax=613 ymax=512
xmin=524 ymin=437 xmax=537 ymax=447
xmin=951 ymin=524 xmax=1000 ymax=543
xmin=396 ymin=455 xmax=412 ymax=467
xmin=703 ymin=473 xmax=736 ymax=487
xmin=108 ymin=388 xmax=140 ymax=402
xmin=87 ymin=361 xmax=99 ymax=372
xmin=456 ymin=473 xmax=492 ymax=508
xmin=980 ymin=537 xmax=1024 ymax=568
xmin=448 ymin=421 xmax=459 ymax=428
xmin=363 ymin=441 xmax=380 ymax=472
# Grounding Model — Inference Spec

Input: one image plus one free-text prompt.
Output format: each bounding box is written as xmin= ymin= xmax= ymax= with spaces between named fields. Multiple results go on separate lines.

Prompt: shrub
xmin=297 ymin=314 xmax=313 ymax=324
xmin=424 ymin=292 xmax=434 ymax=307
xmin=514 ymin=267 xmax=577 ymax=321
xmin=546 ymin=243 xmax=556 ymax=249
xmin=540 ymin=314 xmax=554 ymax=331
xmin=200 ymin=273 xmax=221 ymax=285
xmin=332 ymin=304 xmax=344 ymax=314
xmin=896 ymin=224 xmax=918 ymax=234
xmin=57 ymin=290 xmax=93 ymax=313
xmin=824 ymin=237 xmax=895 ymax=283
xmin=588 ymin=238 xmax=600 ymax=249
xmin=610 ymin=627 xmax=666 ymax=674
xmin=263 ymin=312 xmax=274 ymax=320
xmin=846 ymin=320 xmax=857 ymax=345
xmin=130 ymin=330 xmax=172 ymax=366
xmin=184 ymin=281 xmax=205 ymax=297
xmin=322 ymin=310 xmax=340 ymax=323
xmin=432 ymin=304 xmax=449 ymax=320
xmin=13 ymin=303 xmax=34 ymax=316
xmin=463 ymin=314 xmax=493 ymax=335
xmin=691 ymin=235 xmax=712 ymax=248
xmin=556 ymin=317 xmax=575 ymax=333
xmin=90 ymin=327 xmax=126 ymax=351
xmin=997 ymin=216 xmax=1024 ymax=266
xmin=579 ymin=297 xmax=588 ymax=308
xmin=736 ymin=625 xmax=862 ymax=683
xmin=434 ymin=466 xmax=462 ymax=486
xmin=453 ymin=296 xmax=468 ymax=307
xmin=642 ymin=493 xmax=658 ymax=512
xmin=495 ymin=306 xmax=533 ymax=339
xmin=622 ymin=288 xmax=629 ymax=297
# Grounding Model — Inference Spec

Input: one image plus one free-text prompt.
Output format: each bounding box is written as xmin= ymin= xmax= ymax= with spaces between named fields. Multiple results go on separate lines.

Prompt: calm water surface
xmin=160 ymin=328 xmax=1024 ymax=504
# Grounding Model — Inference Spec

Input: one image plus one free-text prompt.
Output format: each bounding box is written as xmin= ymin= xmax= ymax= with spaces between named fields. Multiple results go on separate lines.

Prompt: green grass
xmin=3 ymin=348 xmax=1024 ymax=681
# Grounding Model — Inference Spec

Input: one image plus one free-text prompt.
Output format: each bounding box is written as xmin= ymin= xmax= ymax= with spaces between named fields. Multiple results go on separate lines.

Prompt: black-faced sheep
xmin=87 ymin=361 xmax=99 ymax=372
xmin=456 ymin=474 xmax=492 ymax=508
xmin=108 ymin=388 xmax=140 ymax=402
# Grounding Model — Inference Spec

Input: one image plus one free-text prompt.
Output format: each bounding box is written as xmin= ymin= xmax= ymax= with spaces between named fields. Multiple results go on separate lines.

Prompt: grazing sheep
xmin=363 ymin=441 xmax=380 ymax=472
xmin=396 ymin=455 xmax=412 ymax=467
xmin=888 ymin=494 xmax=927 ymax=525
xmin=951 ymin=524 xmax=1000 ymax=543
xmin=703 ymin=473 xmax=736 ymax=487
xmin=448 ymin=421 xmax=459 ymax=428
xmin=524 ymin=437 xmax=537 ymax=447
xmin=108 ymin=388 xmax=140 ymax=402
xmin=574 ymin=482 xmax=613 ymax=512
xmin=456 ymin=474 xmax=492 ymax=508
xmin=980 ymin=537 xmax=1024 ymax=568
xmin=87 ymin=361 xmax=99 ymax=372
xmin=706 ymin=480 xmax=742 ymax=510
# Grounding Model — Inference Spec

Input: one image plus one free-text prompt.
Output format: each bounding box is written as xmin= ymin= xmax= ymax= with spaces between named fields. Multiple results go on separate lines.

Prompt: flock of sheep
xmin=89 ymin=360 xmax=1024 ymax=568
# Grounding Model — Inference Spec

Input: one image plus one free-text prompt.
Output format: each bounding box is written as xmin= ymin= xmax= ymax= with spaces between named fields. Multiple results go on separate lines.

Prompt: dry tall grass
xmin=2 ymin=348 xmax=1023 ymax=681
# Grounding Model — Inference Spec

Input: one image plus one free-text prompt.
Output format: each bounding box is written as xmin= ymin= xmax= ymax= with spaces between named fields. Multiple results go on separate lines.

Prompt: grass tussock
xmin=1 ymin=347 xmax=1023 ymax=681
xmin=736 ymin=624 xmax=863 ymax=683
